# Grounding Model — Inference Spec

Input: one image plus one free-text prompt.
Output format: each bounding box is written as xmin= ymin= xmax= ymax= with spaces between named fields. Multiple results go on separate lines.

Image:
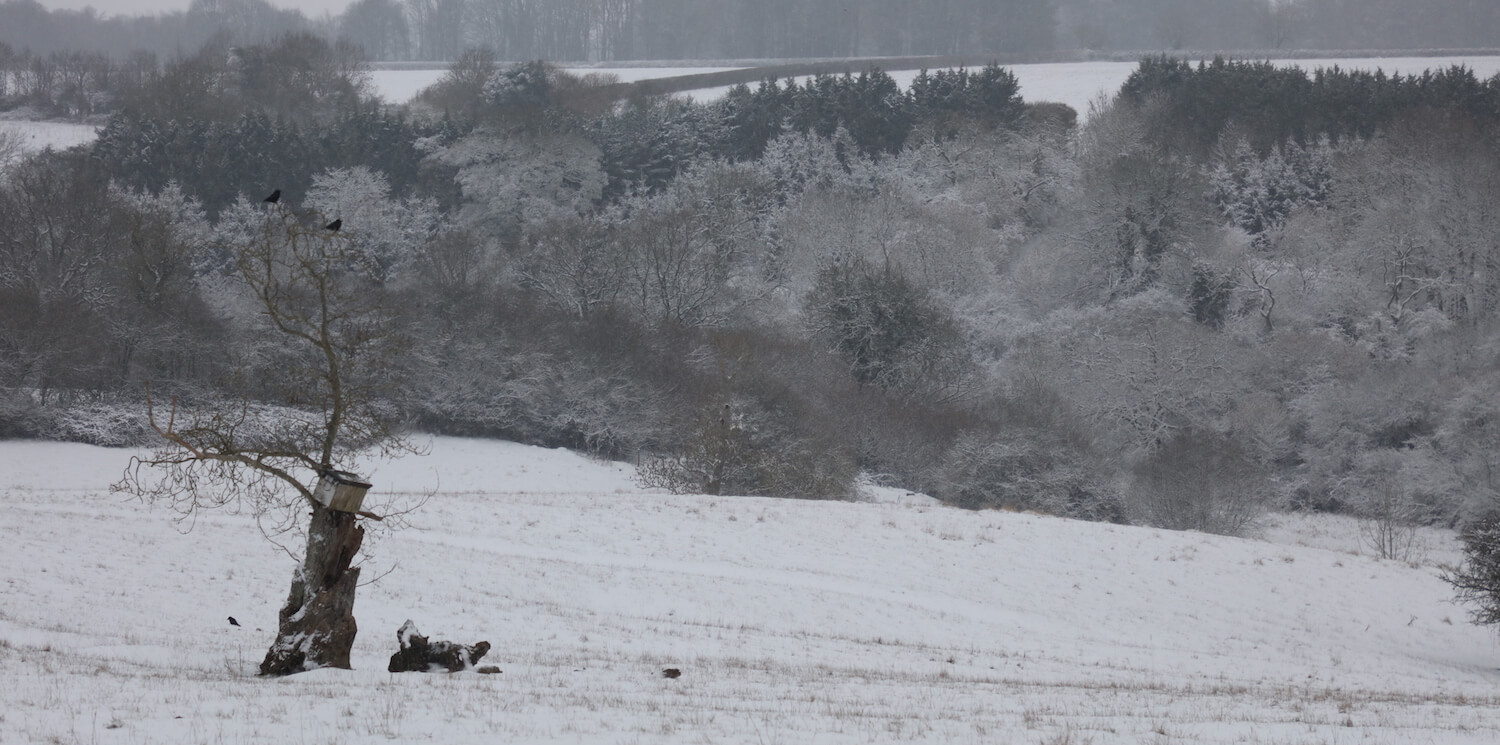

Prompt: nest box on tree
xmin=313 ymin=470 xmax=372 ymax=513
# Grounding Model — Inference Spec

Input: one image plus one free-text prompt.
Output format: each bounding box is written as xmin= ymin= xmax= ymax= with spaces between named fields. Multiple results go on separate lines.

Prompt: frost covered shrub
xmin=46 ymin=400 xmax=153 ymax=446
xmin=415 ymin=48 xmax=497 ymax=119
xmin=637 ymin=400 xmax=854 ymax=500
xmin=407 ymin=300 xmax=676 ymax=459
xmin=1334 ymin=448 xmax=1462 ymax=552
xmin=637 ymin=404 xmax=758 ymax=496
xmin=0 ymin=394 xmax=151 ymax=446
xmin=929 ymin=429 xmax=1123 ymax=522
xmin=1446 ymin=512 xmax=1500 ymax=627
xmin=636 ymin=327 xmax=859 ymax=500
xmin=1127 ymin=430 xmax=1270 ymax=536
xmin=805 ymin=257 xmax=973 ymax=398
xmin=1293 ymin=364 xmax=1458 ymax=520
xmin=0 ymin=391 xmax=48 ymax=439
xmin=483 ymin=61 xmax=551 ymax=110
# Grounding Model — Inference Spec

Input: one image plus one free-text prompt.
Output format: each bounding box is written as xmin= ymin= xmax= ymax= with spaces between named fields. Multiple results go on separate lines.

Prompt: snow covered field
xmin=0 ymin=118 xmax=98 ymax=152
xmin=2 ymin=437 xmax=1497 ymax=744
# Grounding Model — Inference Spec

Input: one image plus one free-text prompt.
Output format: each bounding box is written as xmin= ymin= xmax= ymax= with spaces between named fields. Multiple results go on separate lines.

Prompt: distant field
xmin=0 ymin=118 xmax=98 ymax=153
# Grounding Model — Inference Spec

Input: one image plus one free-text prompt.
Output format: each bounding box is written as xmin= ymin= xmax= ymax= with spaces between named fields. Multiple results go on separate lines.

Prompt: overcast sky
xmin=35 ymin=0 xmax=355 ymax=18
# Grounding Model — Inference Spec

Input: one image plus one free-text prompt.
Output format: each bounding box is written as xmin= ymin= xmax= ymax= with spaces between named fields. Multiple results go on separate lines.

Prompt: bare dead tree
xmin=115 ymin=203 xmax=421 ymax=676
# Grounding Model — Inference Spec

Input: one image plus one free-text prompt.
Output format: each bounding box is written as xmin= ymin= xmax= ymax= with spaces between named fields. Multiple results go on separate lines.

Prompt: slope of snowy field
xmin=1 ymin=437 xmax=1497 ymax=745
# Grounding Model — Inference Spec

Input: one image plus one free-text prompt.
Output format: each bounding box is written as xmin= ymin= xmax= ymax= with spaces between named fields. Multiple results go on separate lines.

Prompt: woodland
xmin=3 ymin=30 xmax=1500 ymax=542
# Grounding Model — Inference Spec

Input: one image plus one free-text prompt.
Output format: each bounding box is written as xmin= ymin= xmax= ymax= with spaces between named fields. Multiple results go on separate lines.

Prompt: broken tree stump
xmin=387 ymin=620 xmax=492 ymax=673
xmin=260 ymin=506 xmax=364 ymax=676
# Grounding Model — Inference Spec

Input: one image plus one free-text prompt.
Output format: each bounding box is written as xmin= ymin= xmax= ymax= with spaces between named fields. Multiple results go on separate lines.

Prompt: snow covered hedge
xmin=0 ymin=392 xmax=152 ymax=447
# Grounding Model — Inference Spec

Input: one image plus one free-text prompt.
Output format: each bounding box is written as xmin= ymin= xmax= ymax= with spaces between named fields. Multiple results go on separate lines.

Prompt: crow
xmin=324 ymin=218 xmax=342 ymax=232
xmin=228 ymin=616 xmax=241 ymax=627
xmin=263 ymin=189 xmax=281 ymax=204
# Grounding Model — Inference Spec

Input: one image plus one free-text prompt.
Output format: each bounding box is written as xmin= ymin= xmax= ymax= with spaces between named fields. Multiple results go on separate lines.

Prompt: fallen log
xmin=386 ymin=620 xmax=492 ymax=673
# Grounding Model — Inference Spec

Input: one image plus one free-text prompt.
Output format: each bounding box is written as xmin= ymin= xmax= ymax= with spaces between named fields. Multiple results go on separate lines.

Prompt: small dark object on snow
xmin=387 ymin=619 xmax=491 ymax=673
xmin=263 ymin=189 xmax=281 ymax=204
xmin=228 ymin=616 xmax=240 ymax=627
xmin=476 ymin=665 xmax=502 ymax=674
xmin=324 ymin=218 xmax=342 ymax=232
xmin=662 ymin=668 xmax=681 ymax=679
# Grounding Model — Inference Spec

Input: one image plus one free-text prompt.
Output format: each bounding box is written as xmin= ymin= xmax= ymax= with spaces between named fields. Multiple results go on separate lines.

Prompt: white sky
xmin=33 ymin=0 xmax=355 ymax=18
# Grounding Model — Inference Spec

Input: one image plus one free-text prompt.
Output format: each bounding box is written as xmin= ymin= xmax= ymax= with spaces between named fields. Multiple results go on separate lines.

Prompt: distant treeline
xmin=89 ymin=36 xmax=1052 ymax=218
xmin=1123 ymin=56 xmax=1500 ymax=156
xmin=1 ymin=0 xmax=1497 ymax=63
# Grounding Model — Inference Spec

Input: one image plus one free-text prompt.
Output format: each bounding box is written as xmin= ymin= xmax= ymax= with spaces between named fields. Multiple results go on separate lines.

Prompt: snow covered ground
xmin=2 ymin=437 xmax=1497 ymax=744
xmin=0 ymin=118 xmax=98 ymax=153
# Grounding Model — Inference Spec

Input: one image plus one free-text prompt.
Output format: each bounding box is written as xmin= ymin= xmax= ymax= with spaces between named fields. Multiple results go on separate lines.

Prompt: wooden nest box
xmin=313 ymin=469 xmax=372 ymax=513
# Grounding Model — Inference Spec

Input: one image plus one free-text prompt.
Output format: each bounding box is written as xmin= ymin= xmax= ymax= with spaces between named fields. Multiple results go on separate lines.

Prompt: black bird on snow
xmin=324 ymin=218 xmax=342 ymax=232
xmin=228 ymin=616 xmax=241 ymax=627
xmin=262 ymin=189 xmax=281 ymax=204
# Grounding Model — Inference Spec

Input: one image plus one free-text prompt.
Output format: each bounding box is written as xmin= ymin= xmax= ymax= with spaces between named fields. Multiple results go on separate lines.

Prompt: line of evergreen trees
xmin=1121 ymin=55 xmax=1500 ymax=156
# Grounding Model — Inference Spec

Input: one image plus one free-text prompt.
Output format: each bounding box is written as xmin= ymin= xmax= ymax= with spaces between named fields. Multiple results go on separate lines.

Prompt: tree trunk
xmin=259 ymin=505 xmax=364 ymax=675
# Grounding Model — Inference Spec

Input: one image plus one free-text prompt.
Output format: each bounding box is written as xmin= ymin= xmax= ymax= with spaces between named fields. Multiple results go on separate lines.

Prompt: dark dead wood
xmin=387 ymin=620 xmax=492 ymax=673
xmin=259 ymin=506 xmax=365 ymax=675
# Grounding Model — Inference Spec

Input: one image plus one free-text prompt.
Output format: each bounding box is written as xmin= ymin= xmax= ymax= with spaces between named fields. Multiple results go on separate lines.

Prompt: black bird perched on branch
xmin=324 ymin=218 xmax=342 ymax=232
xmin=228 ymin=616 xmax=241 ymax=627
xmin=263 ymin=189 xmax=281 ymax=204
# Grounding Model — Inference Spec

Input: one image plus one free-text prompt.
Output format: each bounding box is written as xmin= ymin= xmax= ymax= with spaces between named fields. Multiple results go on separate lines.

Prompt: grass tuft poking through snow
xmin=1 ymin=436 xmax=1498 ymax=744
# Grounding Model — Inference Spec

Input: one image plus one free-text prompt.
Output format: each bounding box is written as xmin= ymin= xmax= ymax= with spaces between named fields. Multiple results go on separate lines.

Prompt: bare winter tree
xmin=1127 ymin=428 xmax=1269 ymax=537
xmin=1336 ymin=449 xmax=1438 ymax=562
xmin=115 ymin=202 xmax=420 ymax=676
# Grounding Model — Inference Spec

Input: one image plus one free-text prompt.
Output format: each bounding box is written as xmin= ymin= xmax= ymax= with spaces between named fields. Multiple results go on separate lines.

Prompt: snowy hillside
xmin=2 ymin=438 xmax=1497 ymax=744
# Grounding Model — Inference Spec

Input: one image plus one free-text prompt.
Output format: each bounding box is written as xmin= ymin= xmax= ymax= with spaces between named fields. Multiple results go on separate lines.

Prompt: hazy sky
xmin=35 ymin=0 xmax=356 ymax=18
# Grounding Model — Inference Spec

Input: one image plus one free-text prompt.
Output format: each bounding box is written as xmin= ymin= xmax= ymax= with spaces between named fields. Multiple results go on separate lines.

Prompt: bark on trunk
xmin=259 ymin=505 xmax=364 ymax=675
